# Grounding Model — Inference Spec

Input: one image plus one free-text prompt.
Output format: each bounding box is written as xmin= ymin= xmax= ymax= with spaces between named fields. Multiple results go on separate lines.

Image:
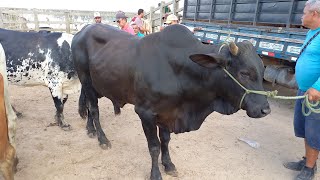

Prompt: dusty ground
xmin=5 ymin=83 xmax=319 ymax=180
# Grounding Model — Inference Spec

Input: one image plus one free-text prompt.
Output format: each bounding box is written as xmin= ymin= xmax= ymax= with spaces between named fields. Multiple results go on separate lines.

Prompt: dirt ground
xmin=6 ymin=83 xmax=319 ymax=180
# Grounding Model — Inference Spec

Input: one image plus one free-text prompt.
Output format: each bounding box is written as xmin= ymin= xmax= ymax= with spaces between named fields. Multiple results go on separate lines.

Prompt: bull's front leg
xmin=159 ymin=127 xmax=178 ymax=177
xmin=135 ymin=106 xmax=162 ymax=180
xmin=49 ymin=88 xmax=71 ymax=131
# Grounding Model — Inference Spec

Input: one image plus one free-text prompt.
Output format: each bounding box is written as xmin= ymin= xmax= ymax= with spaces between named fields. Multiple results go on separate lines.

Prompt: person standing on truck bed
xmin=284 ymin=0 xmax=320 ymax=180
xmin=131 ymin=9 xmax=149 ymax=35
xmin=161 ymin=14 xmax=201 ymax=33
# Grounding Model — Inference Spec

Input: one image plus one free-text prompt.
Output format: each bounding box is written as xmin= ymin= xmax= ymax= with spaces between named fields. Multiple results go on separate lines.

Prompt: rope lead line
xmin=222 ymin=68 xmax=320 ymax=116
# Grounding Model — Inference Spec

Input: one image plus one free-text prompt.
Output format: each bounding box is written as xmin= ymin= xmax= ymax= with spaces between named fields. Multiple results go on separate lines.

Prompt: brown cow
xmin=0 ymin=72 xmax=16 ymax=180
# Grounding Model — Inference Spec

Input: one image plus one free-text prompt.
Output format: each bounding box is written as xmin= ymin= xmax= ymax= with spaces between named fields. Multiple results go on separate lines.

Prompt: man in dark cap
xmin=114 ymin=11 xmax=134 ymax=35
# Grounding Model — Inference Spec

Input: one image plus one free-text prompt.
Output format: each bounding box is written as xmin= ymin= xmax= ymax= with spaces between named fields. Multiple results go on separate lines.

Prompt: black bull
xmin=72 ymin=24 xmax=271 ymax=180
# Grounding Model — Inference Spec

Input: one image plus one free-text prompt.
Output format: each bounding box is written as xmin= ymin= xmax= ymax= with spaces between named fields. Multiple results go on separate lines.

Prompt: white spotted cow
xmin=0 ymin=28 xmax=81 ymax=130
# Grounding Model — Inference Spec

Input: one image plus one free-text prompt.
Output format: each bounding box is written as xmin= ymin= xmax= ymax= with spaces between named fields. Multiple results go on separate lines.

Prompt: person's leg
xmin=295 ymin=99 xmax=320 ymax=179
xmin=305 ymin=140 xmax=319 ymax=168
xmin=304 ymin=97 xmax=320 ymax=169
xmin=296 ymin=141 xmax=318 ymax=180
xmin=284 ymin=90 xmax=306 ymax=171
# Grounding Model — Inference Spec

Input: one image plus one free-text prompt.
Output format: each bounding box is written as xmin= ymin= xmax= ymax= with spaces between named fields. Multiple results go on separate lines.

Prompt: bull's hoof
xmin=79 ymin=112 xmax=87 ymax=120
xmin=16 ymin=112 xmax=23 ymax=118
xmin=60 ymin=124 xmax=72 ymax=131
xmin=47 ymin=122 xmax=71 ymax=131
xmin=47 ymin=122 xmax=58 ymax=127
xmin=13 ymin=156 xmax=19 ymax=173
xmin=100 ymin=142 xmax=112 ymax=150
xmin=164 ymin=163 xmax=178 ymax=177
xmin=87 ymin=132 xmax=96 ymax=138
xmin=150 ymin=168 xmax=162 ymax=180
xmin=150 ymin=174 xmax=162 ymax=180
xmin=165 ymin=169 xmax=178 ymax=177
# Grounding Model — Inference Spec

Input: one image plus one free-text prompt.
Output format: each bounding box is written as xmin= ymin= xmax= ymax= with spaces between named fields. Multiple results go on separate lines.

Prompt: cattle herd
xmin=0 ymin=24 xmax=271 ymax=180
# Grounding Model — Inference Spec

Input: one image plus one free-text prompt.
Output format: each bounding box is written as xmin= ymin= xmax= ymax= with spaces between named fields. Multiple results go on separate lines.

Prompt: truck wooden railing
xmin=145 ymin=0 xmax=184 ymax=33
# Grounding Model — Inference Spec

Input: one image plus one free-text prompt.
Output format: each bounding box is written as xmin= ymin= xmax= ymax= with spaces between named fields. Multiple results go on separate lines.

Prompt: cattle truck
xmin=181 ymin=0 xmax=308 ymax=89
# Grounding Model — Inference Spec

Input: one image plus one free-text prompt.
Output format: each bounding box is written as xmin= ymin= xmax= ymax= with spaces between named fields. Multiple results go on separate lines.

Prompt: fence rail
xmin=0 ymin=1 xmax=183 ymax=34
xmin=0 ymin=7 xmax=135 ymax=34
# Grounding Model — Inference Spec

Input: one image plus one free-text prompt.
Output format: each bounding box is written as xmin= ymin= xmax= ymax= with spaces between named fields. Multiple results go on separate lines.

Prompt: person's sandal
xmin=296 ymin=166 xmax=316 ymax=180
xmin=283 ymin=157 xmax=307 ymax=171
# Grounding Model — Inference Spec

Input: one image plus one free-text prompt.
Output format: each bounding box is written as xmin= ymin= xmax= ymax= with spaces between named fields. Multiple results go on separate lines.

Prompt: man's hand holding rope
xmin=306 ymin=88 xmax=320 ymax=102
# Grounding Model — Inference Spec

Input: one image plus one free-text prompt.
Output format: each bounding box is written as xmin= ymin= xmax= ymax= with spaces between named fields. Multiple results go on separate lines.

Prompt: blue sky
xmin=0 ymin=0 xmax=167 ymax=12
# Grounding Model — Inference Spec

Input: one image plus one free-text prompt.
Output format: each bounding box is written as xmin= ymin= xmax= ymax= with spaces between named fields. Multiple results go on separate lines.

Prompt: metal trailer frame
xmin=182 ymin=20 xmax=307 ymax=62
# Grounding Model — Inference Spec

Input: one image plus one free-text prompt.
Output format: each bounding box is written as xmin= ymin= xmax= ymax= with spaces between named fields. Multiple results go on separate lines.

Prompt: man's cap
xmin=114 ymin=11 xmax=128 ymax=22
xmin=94 ymin=12 xmax=101 ymax=18
xmin=165 ymin=14 xmax=178 ymax=24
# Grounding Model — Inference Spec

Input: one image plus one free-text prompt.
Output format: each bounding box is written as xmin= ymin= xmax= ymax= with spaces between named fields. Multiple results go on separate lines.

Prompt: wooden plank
xmin=159 ymin=1 xmax=165 ymax=26
xmin=0 ymin=9 xmax=4 ymax=28
xmin=65 ymin=12 xmax=70 ymax=33
xmin=149 ymin=6 xmax=155 ymax=33
xmin=33 ymin=10 xmax=39 ymax=31
xmin=177 ymin=7 xmax=183 ymax=13
xmin=164 ymin=1 xmax=174 ymax=7
xmin=173 ymin=0 xmax=179 ymax=16
xmin=2 ymin=20 xmax=70 ymax=24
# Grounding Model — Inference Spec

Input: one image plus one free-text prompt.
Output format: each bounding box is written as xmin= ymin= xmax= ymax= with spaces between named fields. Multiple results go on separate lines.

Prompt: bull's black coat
xmin=72 ymin=24 xmax=270 ymax=179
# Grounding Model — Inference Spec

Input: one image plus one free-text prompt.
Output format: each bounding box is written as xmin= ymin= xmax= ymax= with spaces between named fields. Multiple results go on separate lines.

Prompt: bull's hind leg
xmin=84 ymin=81 xmax=111 ymax=149
xmin=135 ymin=106 xmax=162 ymax=180
xmin=49 ymin=91 xmax=71 ymax=131
xmin=159 ymin=127 xmax=178 ymax=177
xmin=78 ymin=88 xmax=96 ymax=138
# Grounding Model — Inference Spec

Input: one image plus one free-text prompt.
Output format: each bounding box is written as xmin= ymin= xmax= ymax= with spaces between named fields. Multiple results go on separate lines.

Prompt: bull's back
xmin=73 ymin=24 xmax=138 ymax=104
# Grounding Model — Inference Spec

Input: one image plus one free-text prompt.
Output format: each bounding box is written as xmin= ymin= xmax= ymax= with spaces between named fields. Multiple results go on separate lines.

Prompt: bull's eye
xmin=240 ymin=71 xmax=250 ymax=78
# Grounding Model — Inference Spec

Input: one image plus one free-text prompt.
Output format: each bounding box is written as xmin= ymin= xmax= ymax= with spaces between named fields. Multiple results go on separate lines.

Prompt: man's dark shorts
xmin=294 ymin=89 xmax=320 ymax=150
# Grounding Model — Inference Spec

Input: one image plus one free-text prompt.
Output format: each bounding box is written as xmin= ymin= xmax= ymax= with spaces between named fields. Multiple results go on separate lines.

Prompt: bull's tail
xmin=112 ymin=101 xmax=121 ymax=115
xmin=78 ymin=88 xmax=87 ymax=119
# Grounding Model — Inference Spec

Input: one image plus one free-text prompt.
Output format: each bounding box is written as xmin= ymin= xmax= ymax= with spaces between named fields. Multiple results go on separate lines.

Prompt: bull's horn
xmin=229 ymin=42 xmax=239 ymax=56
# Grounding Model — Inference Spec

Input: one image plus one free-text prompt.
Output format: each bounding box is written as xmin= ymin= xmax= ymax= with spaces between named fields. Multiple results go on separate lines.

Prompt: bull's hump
xmin=160 ymin=24 xmax=200 ymax=48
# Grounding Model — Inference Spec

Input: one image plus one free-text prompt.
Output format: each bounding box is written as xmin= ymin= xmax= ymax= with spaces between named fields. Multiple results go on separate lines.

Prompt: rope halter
xmin=217 ymin=42 xmax=320 ymax=116
xmin=222 ymin=68 xmax=320 ymax=116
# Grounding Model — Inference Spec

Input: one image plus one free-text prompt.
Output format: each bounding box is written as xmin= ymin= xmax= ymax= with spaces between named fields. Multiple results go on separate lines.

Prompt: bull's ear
xmin=189 ymin=53 xmax=227 ymax=68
